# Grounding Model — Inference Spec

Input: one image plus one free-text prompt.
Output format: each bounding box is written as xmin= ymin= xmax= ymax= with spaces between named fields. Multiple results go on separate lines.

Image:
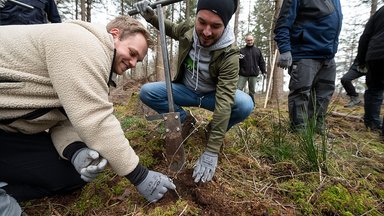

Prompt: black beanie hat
xmin=196 ymin=0 xmax=238 ymax=27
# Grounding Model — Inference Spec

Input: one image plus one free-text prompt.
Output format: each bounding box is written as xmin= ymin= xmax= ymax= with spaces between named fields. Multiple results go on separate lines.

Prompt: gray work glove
xmin=357 ymin=64 xmax=368 ymax=74
xmin=71 ymin=148 xmax=108 ymax=182
xmin=134 ymin=0 xmax=155 ymax=21
xmin=0 ymin=0 xmax=7 ymax=8
xmin=136 ymin=170 xmax=176 ymax=203
xmin=192 ymin=151 xmax=218 ymax=183
xmin=277 ymin=51 xmax=292 ymax=69
xmin=0 ymin=188 xmax=22 ymax=216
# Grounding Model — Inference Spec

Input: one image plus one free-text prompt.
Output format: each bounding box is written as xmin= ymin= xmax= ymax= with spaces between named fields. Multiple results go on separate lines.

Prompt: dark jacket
xmin=0 ymin=0 xmax=61 ymax=25
xmin=357 ymin=6 xmax=384 ymax=64
xmin=274 ymin=0 xmax=343 ymax=60
xmin=239 ymin=45 xmax=266 ymax=77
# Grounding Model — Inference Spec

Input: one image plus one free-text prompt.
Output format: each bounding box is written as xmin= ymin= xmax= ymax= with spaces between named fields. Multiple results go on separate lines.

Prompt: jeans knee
xmin=139 ymin=84 xmax=151 ymax=103
xmin=237 ymin=99 xmax=254 ymax=120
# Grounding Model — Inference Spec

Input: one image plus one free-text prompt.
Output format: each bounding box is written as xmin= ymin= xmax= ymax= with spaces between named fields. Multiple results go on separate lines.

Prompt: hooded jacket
xmin=0 ymin=21 xmax=139 ymax=176
xmin=274 ymin=0 xmax=343 ymax=60
xmin=147 ymin=16 xmax=240 ymax=153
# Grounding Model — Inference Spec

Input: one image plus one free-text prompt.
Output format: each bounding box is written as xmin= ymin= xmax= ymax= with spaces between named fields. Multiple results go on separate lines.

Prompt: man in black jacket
xmin=356 ymin=5 xmax=384 ymax=134
xmin=238 ymin=34 xmax=266 ymax=105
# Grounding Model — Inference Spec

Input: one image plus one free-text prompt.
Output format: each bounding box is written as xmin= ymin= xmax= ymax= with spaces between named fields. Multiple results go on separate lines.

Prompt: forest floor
xmin=21 ymin=82 xmax=384 ymax=215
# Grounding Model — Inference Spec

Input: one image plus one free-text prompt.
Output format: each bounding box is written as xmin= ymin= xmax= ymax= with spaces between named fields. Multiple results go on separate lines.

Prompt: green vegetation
xmin=22 ymin=96 xmax=384 ymax=215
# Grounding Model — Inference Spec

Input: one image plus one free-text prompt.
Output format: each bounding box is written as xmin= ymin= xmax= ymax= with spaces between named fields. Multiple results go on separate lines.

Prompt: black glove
xmin=277 ymin=51 xmax=292 ymax=69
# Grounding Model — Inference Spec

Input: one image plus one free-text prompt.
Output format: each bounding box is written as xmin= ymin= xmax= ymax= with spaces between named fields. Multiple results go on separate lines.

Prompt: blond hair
xmin=106 ymin=15 xmax=153 ymax=47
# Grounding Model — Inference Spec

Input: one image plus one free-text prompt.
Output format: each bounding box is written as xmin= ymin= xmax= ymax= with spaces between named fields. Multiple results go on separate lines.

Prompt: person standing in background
xmin=356 ymin=5 xmax=384 ymax=134
xmin=340 ymin=59 xmax=365 ymax=108
xmin=0 ymin=0 xmax=61 ymax=25
xmin=238 ymin=34 xmax=266 ymax=105
xmin=274 ymin=0 xmax=343 ymax=133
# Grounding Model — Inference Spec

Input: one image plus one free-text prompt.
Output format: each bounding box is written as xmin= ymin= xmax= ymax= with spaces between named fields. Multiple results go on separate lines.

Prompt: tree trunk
xmin=269 ymin=0 xmax=284 ymax=105
xmin=75 ymin=0 xmax=79 ymax=20
xmin=120 ymin=0 xmax=124 ymax=15
xmin=370 ymin=0 xmax=378 ymax=16
xmin=234 ymin=2 xmax=240 ymax=42
xmin=86 ymin=0 xmax=92 ymax=22
xmin=80 ymin=0 xmax=86 ymax=21
xmin=155 ymin=30 xmax=165 ymax=81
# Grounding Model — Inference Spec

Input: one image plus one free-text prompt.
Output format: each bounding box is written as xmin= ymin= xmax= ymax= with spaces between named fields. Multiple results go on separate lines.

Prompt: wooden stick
xmin=264 ymin=49 xmax=278 ymax=108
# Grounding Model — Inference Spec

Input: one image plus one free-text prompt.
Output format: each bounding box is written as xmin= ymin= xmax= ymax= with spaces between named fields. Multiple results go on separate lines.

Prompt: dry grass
xmin=21 ymin=92 xmax=384 ymax=215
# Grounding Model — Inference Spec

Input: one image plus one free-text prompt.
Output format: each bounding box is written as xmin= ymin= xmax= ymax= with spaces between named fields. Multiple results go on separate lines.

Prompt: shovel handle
xmin=128 ymin=0 xmax=184 ymax=16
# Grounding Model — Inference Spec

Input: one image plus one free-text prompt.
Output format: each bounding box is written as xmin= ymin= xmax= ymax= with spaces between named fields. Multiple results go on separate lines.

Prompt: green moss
xmin=278 ymin=179 xmax=314 ymax=214
xmin=120 ymin=116 xmax=147 ymax=130
xmin=125 ymin=130 xmax=149 ymax=139
xmin=70 ymin=182 xmax=110 ymax=214
xmin=146 ymin=200 xmax=200 ymax=216
xmin=317 ymin=184 xmax=352 ymax=213
xmin=138 ymin=152 xmax=159 ymax=167
xmin=316 ymin=183 xmax=379 ymax=215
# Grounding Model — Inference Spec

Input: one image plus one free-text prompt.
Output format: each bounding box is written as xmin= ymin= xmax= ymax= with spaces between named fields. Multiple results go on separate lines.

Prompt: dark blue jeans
xmin=139 ymin=82 xmax=254 ymax=130
xmin=364 ymin=59 xmax=384 ymax=131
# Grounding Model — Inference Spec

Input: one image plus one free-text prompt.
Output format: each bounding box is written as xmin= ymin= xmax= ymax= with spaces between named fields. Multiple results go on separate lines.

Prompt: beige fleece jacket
xmin=0 ymin=21 xmax=139 ymax=176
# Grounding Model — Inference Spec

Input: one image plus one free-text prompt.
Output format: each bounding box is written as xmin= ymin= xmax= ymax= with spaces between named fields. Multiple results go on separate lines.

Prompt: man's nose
xmin=129 ymin=58 xmax=137 ymax=68
xmin=203 ymin=26 xmax=212 ymax=36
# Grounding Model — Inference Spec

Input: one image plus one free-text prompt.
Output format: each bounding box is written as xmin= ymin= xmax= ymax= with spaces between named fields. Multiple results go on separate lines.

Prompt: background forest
xmin=54 ymin=0 xmax=384 ymax=101
xmin=21 ymin=0 xmax=384 ymax=215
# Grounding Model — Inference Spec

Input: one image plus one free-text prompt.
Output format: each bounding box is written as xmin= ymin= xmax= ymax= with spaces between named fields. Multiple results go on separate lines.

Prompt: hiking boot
xmin=181 ymin=110 xmax=197 ymax=140
xmin=344 ymin=96 xmax=361 ymax=108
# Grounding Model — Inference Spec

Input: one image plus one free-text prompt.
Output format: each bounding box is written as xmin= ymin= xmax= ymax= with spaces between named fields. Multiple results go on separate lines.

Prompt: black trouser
xmin=340 ymin=62 xmax=365 ymax=97
xmin=364 ymin=59 xmax=384 ymax=130
xmin=0 ymin=130 xmax=86 ymax=201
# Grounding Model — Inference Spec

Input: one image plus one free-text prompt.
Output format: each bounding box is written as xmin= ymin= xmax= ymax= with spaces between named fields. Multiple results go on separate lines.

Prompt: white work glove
xmin=277 ymin=51 xmax=292 ymax=69
xmin=134 ymin=0 xmax=155 ymax=20
xmin=192 ymin=151 xmax=218 ymax=183
xmin=136 ymin=170 xmax=176 ymax=203
xmin=0 ymin=0 xmax=7 ymax=8
xmin=71 ymin=148 xmax=108 ymax=182
xmin=0 ymin=188 xmax=22 ymax=216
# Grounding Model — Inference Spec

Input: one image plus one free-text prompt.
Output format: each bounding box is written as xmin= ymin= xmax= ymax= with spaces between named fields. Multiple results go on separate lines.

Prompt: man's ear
xmin=109 ymin=28 xmax=120 ymax=38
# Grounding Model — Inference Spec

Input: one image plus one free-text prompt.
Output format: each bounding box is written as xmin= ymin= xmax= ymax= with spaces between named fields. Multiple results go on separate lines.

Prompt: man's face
xmin=112 ymin=30 xmax=148 ymax=75
xmin=195 ymin=10 xmax=225 ymax=47
xmin=245 ymin=36 xmax=254 ymax=46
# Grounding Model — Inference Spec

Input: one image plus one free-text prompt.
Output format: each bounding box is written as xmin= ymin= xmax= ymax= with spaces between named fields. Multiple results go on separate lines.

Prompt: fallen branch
xmin=330 ymin=111 xmax=363 ymax=121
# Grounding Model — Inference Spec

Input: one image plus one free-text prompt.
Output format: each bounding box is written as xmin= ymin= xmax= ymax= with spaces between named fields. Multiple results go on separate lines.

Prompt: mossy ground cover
xmin=22 ymin=93 xmax=384 ymax=215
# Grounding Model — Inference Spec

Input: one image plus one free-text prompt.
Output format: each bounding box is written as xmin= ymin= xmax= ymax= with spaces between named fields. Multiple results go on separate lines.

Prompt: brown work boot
xmin=181 ymin=110 xmax=197 ymax=140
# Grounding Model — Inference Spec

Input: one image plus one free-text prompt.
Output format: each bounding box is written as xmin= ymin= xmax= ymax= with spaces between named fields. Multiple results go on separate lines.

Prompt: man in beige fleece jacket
xmin=0 ymin=16 xmax=175 ymax=214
